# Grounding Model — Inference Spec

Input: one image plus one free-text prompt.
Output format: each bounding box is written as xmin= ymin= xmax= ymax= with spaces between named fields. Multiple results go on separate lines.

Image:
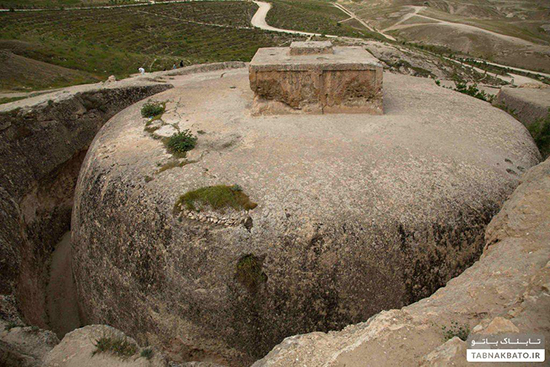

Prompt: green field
xmin=0 ymin=1 xmax=305 ymax=90
xmin=0 ymin=0 xmax=127 ymax=9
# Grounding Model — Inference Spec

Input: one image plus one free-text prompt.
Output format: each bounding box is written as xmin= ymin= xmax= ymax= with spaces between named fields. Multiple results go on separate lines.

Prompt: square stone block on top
xmin=249 ymin=41 xmax=383 ymax=115
xmin=289 ymin=41 xmax=334 ymax=55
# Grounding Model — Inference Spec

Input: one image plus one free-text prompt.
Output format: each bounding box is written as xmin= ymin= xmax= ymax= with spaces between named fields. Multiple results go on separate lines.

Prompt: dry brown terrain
xmin=343 ymin=0 xmax=550 ymax=73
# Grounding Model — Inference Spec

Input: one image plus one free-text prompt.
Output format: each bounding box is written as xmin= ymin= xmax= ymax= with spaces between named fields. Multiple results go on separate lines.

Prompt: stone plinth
xmin=249 ymin=42 xmax=383 ymax=114
xmin=289 ymin=41 xmax=333 ymax=55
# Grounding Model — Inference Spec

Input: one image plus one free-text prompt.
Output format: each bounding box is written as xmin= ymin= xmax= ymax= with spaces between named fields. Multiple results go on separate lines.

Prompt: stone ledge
xmin=492 ymin=85 xmax=550 ymax=127
xmin=250 ymin=46 xmax=381 ymax=70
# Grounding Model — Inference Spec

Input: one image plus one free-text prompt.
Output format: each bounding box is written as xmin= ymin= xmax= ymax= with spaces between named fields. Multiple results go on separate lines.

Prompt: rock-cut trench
xmin=46 ymin=231 xmax=80 ymax=338
xmin=0 ymin=81 xmax=172 ymax=339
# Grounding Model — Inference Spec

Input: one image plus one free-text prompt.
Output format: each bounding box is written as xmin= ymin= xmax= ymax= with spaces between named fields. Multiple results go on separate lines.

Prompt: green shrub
xmin=93 ymin=334 xmax=138 ymax=359
xmin=140 ymin=348 xmax=154 ymax=360
xmin=453 ymin=82 xmax=493 ymax=102
xmin=527 ymin=111 xmax=550 ymax=159
xmin=174 ymin=185 xmax=257 ymax=213
xmin=141 ymin=101 xmax=165 ymax=118
xmin=165 ymin=130 xmax=197 ymax=155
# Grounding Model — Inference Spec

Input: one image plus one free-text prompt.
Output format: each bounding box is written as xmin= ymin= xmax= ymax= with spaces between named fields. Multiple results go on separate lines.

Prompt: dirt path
xmin=46 ymin=231 xmax=82 ymax=339
xmin=384 ymin=5 xmax=425 ymax=30
xmin=251 ymin=1 xmax=330 ymax=37
xmin=480 ymin=60 xmax=550 ymax=79
xmin=444 ymin=57 xmax=542 ymax=86
xmin=332 ymin=3 xmax=395 ymax=41
xmin=383 ymin=5 xmax=538 ymax=47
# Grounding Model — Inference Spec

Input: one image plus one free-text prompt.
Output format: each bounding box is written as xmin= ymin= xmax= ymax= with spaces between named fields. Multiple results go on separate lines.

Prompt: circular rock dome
xmin=72 ymin=68 xmax=540 ymax=365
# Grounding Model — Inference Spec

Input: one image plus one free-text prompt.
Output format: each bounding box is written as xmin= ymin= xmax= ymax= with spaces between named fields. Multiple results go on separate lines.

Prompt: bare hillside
xmin=344 ymin=0 xmax=550 ymax=72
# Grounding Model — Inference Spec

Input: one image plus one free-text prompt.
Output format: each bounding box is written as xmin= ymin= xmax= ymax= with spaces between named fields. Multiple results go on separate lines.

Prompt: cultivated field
xmin=0 ymin=1 xmax=304 ymax=91
xmin=0 ymin=0 xmax=131 ymax=9
xmin=265 ymin=0 xmax=380 ymax=39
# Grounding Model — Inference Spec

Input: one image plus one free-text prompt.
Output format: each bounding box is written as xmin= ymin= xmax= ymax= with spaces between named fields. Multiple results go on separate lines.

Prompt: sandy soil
xmin=46 ymin=232 xmax=82 ymax=339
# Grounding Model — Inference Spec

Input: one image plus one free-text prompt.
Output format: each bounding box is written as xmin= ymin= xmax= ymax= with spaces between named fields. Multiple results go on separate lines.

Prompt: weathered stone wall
xmin=0 ymin=81 xmax=172 ymax=328
xmin=253 ymin=157 xmax=550 ymax=367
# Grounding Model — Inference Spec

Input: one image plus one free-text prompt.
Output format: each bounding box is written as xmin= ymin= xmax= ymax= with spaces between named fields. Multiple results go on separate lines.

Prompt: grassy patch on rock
xmin=156 ymin=158 xmax=196 ymax=174
xmin=164 ymin=130 xmax=197 ymax=156
xmin=174 ymin=184 xmax=257 ymax=213
xmin=141 ymin=101 xmax=165 ymax=119
xmin=453 ymin=81 xmax=493 ymax=102
xmin=140 ymin=347 xmax=154 ymax=360
xmin=93 ymin=334 xmax=137 ymax=359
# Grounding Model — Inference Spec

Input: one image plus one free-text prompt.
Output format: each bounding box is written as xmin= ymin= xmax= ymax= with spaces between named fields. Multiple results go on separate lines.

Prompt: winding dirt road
xmin=333 ymin=3 xmax=395 ymax=41
xmin=251 ymin=1 xmax=335 ymax=37
xmin=251 ymin=1 xmax=394 ymax=41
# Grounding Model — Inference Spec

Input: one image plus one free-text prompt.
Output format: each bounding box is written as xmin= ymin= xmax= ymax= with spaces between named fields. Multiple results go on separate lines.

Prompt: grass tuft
xmin=92 ymin=334 xmax=138 ymax=359
xmin=165 ymin=130 xmax=197 ymax=155
xmin=235 ymin=254 xmax=267 ymax=292
xmin=174 ymin=185 xmax=257 ymax=213
xmin=140 ymin=347 xmax=154 ymax=360
xmin=141 ymin=101 xmax=165 ymax=118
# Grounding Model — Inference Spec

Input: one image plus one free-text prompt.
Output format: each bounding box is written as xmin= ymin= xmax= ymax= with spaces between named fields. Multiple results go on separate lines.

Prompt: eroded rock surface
xmin=493 ymin=85 xmax=550 ymax=127
xmin=0 ymin=317 xmax=59 ymax=367
xmin=254 ymin=157 xmax=550 ymax=366
xmin=72 ymin=67 xmax=540 ymax=365
xmin=44 ymin=325 xmax=166 ymax=367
